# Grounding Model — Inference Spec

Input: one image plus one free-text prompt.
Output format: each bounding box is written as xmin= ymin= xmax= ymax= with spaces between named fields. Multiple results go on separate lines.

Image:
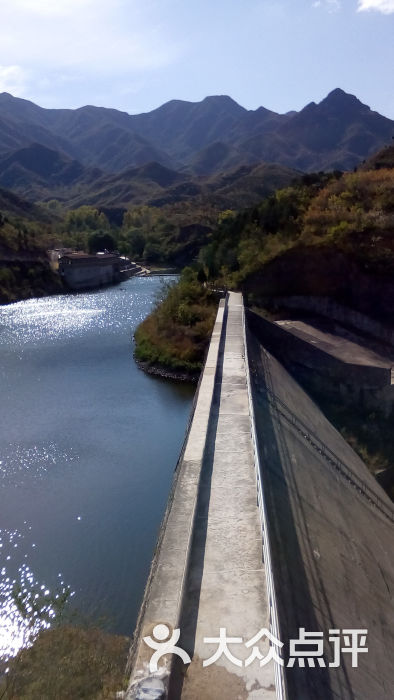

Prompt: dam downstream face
xmin=0 ymin=276 xmax=194 ymax=660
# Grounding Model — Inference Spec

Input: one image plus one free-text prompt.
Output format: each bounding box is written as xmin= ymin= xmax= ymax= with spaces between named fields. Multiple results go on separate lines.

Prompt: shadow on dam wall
xmin=247 ymin=330 xmax=340 ymax=700
xmin=126 ymin=297 xmax=394 ymax=699
xmin=246 ymin=312 xmax=394 ymax=700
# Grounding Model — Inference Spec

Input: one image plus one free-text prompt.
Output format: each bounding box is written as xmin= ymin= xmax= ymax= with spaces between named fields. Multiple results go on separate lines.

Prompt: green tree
xmin=88 ymin=231 xmax=117 ymax=254
xmin=128 ymin=229 xmax=145 ymax=258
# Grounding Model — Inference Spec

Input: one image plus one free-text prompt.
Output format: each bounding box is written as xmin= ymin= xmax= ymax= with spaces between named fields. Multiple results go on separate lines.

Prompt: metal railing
xmin=242 ymin=305 xmax=288 ymax=700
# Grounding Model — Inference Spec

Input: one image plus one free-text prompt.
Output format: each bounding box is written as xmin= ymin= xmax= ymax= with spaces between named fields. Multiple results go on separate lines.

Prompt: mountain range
xmin=0 ymin=88 xmax=393 ymax=208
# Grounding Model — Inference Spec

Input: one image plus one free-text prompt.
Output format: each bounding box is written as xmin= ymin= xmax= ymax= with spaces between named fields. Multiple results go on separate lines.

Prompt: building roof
xmin=59 ymin=252 xmax=119 ymax=264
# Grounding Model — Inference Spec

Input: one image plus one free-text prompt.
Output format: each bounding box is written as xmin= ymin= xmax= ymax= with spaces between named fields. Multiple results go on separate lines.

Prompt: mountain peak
xmin=327 ymin=87 xmax=349 ymax=98
xmin=202 ymin=95 xmax=246 ymax=113
xmin=322 ymin=88 xmax=362 ymax=107
xmin=0 ymin=92 xmax=17 ymax=100
xmin=0 ymin=92 xmax=39 ymax=106
xmin=203 ymin=95 xmax=241 ymax=104
xmin=0 ymin=89 xmax=393 ymax=186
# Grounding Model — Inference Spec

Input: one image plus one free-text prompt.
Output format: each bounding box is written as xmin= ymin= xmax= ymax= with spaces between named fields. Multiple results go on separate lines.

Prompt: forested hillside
xmin=135 ymin=144 xmax=394 ymax=375
xmin=198 ymin=146 xmax=394 ymax=320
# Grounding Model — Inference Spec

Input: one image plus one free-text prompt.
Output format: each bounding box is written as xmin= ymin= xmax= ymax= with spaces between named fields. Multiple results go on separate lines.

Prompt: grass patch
xmin=0 ymin=625 xmax=130 ymax=700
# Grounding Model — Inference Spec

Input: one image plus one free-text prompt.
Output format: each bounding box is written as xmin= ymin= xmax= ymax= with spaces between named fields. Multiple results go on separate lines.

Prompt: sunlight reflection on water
xmin=0 ymin=443 xmax=79 ymax=487
xmin=0 ymin=296 xmax=105 ymax=346
xmin=0 ymin=277 xmax=188 ymax=663
xmin=0 ymin=522 xmax=73 ymax=665
xmin=0 ymin=278 xmax=171 ymax=348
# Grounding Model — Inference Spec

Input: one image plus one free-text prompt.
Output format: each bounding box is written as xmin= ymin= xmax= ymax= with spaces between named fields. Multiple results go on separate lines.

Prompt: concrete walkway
xmin=180 ymin=292 xmax=275 ymax=699
xmin=126 ymin=293 xmax=277 ymax=699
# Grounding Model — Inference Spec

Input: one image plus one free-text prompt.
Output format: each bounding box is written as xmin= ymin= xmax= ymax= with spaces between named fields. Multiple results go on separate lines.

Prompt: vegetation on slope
xmin=197 ymin=161 xmax=394 ymax=291
xmin=0 ymin=207 xmax=62 ymax=303
xmin=135 ymin=147 xmax=394 ymax=495
xmin=201 ymin=148 xmax=394 ymax=491
xmin=132 ymin=146 xmax=394 ymax=379
xmin=0 ymin=157 xmax=300 ymax=305
xmin=130 ymin=173 xmax=333 ymax=378
xmin=0 ymin=625 xmax=129 ymax=700
xmin=197 ymin=172 xmax=340 ymax=285
xmin=300 ymin=167 xmax=394 ymax=267
xmin=134 ymin=268 xmax=217 ymax=378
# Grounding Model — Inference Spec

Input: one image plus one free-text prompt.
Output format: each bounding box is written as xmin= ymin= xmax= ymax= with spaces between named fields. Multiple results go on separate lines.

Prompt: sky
xmin=0 ymin=0 xmax=393 ymax=118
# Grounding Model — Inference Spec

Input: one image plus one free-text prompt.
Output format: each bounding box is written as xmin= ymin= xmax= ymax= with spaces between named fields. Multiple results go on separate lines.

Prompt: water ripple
xmin=0 ymin=443 xmax=79 ymax=487
xmin=0 ymin=523 xmax=73 ymax=664
xmin=0 ymin=278 xmax=168 ymax=349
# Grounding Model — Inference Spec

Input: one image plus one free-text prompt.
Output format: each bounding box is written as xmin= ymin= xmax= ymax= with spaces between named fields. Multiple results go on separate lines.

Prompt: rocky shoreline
xmin=134 ymin=357 xmax=200 ymax=383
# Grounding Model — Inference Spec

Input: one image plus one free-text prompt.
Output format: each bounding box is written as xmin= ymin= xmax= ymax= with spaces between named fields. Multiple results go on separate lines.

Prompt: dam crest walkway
xmin=126 ymin=292 xmax=394 ymax=700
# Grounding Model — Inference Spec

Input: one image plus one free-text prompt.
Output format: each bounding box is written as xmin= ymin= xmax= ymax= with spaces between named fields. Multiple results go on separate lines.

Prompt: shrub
xmin=134 ymin=269 xmax=217 ymax=374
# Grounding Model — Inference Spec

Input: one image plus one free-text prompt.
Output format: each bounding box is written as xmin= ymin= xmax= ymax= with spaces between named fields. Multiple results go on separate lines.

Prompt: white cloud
xmin=0 ymin=65 xmax=27 ymax=95
xmin=357 ymin=0 xmax=394 ymax=12
xmin=0 ymin=0 xmax=182 ymax=105
xmin=312 ymin=0 xmax=341 ymax=12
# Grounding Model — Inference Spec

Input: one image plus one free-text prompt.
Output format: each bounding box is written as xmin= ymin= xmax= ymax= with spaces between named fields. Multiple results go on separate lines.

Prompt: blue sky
xmin=0 ymin=0 xmax=393 ymax=118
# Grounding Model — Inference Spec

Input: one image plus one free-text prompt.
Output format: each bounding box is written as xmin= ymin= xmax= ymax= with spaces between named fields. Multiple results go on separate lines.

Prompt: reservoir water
xmin=0 ymin=276 xmax=194 ymax=660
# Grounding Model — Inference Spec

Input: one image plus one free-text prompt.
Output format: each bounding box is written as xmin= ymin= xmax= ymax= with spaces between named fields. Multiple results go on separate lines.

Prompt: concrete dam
xmin=125 ymin=293 xmax=394 ymax=700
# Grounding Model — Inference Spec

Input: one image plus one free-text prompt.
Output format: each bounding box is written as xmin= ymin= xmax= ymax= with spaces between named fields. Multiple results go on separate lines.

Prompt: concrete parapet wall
xmin=247 ymin=311 xmax=391 ymax=389
xmin=125 ymin=297 xmax=227 ymax=699
xmin=266 ymin=295 xmax=394 ymax=348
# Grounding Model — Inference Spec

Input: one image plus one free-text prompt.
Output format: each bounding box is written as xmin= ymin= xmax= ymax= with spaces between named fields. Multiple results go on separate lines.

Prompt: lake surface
xmin=0 ymin=276 xmax=194 ymax=660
